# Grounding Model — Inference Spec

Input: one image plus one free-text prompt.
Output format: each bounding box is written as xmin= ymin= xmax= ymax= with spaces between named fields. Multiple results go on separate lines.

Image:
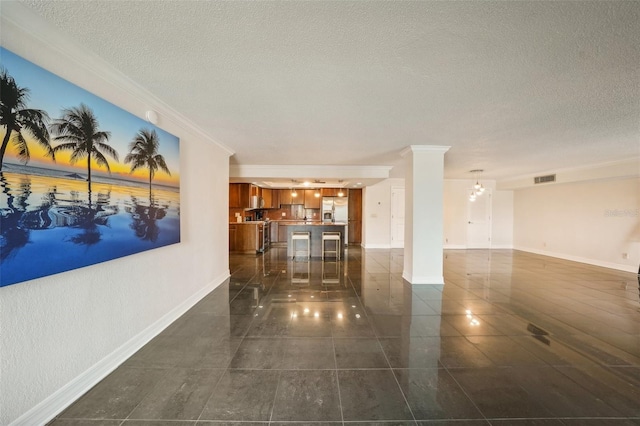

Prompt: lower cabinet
xmin=229 ymin=223 xmax=265 ymax=253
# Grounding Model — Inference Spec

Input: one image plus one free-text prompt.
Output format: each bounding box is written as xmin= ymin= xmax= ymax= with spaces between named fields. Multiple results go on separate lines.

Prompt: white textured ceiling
xmin=15 ymin=0 xmax=640 ymax=181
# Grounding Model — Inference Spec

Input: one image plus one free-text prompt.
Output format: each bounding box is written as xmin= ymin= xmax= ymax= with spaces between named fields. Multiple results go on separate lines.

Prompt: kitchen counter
xmin=229 ymin=221 xmax=268 ymax=225
xmin=279 ymin=221 xmax=347 ymax=226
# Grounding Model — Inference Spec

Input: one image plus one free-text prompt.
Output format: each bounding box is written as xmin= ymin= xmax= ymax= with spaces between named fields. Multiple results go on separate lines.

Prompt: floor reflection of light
xmin=314 ymin=312 xmax=320 ymax=318
xmin=465 ymin=309 xmax=480 ymax=326
xmin=355 ymin=314 xmax=361 ymax=319
xmin=258 ymin=305 xmax=263 ymax=309
xmin=337 ymin=312 xmax=343 ymax=320
xmin=351 ymin=305 xmax=356 ymax=308
xmin=303 ymin=308 xmax=310 ymax=314
xmin=291 ymin=312 xmax=298 ymax=318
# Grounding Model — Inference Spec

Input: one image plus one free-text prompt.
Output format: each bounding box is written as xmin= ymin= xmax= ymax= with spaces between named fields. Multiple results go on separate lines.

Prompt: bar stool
xmin=321 ymin=231 xmax=341 ymax=260
xmin=291 ymin=231 xmax=310 ymax=259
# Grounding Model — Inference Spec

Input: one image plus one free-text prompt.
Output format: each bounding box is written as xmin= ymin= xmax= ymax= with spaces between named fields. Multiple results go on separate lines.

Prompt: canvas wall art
xmin=0 ymin=47 xmax=181 ymax=287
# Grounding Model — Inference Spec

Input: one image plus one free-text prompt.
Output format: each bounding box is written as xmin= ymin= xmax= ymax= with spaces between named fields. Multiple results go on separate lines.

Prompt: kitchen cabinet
xmin=348 ymin=188 xmax=362 ymax=244
xmin=304 ymin=189 xmax=321 ymax=209
xmin=262 ymin=188 xmax=272 ymax=208
xmin=229 ymin=223 xmax=265 ymax=253
xmin=321 ymin=188 xmax=341 ymax=197
xmin=348 ymin=220 xmax=362 ymax=245
xmin=229 ymin=224 xmax=238 ymax=251
xmin=279 ymin=189 xmax=293 ymax=205
xmin=292 ymin=189 xmax=304 ymax=205
xmin=229 ymin=183 xmax=251 ymax=208
xmin=279 ymin=188 xmax=304 ymax=205
xmin=269 ymin=189 xmax=280 ymax=208
xmin=348 ymin=189 xmax=362 ymax=220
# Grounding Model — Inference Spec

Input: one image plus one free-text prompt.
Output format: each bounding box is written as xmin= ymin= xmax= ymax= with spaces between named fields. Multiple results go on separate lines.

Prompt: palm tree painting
xmin=0 ymin=68 xmax=55 ymax=171
xmin=0 ymin=47 xmax=180 ymax=288
xmin=124 ymin=128 xmax=171 ymax=195
xmin=50 ymin=103 xmax=119 ymax=194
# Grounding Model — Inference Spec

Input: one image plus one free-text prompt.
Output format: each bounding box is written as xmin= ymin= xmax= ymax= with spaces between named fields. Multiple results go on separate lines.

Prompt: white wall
xmin=0 ymin=6 xmax=232 ymax=425
xmin=362 ymin=178 xmax=404 ymax=248
xmin=513 ymin=176 xmax=640 ymax=272
xmin=441 ymin=180 xmax=514 ymax=249
xmin=365 ymin=178 xmax=514 ymax=250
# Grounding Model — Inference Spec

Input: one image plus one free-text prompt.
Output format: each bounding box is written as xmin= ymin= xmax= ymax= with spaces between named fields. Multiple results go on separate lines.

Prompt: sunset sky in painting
xmin=0 ymin=48 xmax=180 ymax=187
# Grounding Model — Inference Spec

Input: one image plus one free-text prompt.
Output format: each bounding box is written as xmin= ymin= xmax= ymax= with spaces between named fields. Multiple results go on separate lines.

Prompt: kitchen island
xmin=279 ymin=221 xmax=347 ymax=258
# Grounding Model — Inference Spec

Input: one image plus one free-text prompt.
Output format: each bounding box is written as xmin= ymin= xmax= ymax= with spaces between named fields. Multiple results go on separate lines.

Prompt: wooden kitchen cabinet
xmin=270 ymin=189 xmax=280 ymax=208
xmin=348 ymin=189 xmax=362 ymax=220
xmin=279 ymin=189 xmax=293 ymax=205
xmin=229 ymin=183 xmax=251 ymax=208
xmin=348 ymin=188 xmax=362 ymax=244
xmin=229 ymin=224 xmax=238 ymax=251
xmin=304 ymin=189 xmax=321 ymax=209
xmin=321 ymin=188 xmax=340 ymax=197
xmin=279 ymin=188 xmax=304 ymax=205
xmin=262 ymin=188 xmax=272 ymax=208
xmin=229 ymin=223 xmax=265 ymax=253
xmin=293 ymin=189 xmax=304 ymax=205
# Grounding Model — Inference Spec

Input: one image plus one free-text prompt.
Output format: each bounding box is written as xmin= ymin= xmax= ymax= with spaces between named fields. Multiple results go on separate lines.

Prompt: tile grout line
xmin=331 ymin=294 xmax=346 ymax=426
xmin=375 ymin=337 xmax=418 ymax=425
xmin=266 ymin=370 xmax=283 ymax=425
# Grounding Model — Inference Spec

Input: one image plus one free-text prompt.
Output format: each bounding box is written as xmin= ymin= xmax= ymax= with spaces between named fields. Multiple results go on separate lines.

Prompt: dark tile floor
xmin=50 ymin=247 xmax=640 ymax=425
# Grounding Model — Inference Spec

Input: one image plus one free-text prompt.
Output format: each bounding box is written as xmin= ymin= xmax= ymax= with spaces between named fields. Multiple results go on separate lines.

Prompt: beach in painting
xmin=0 ymin=47 xmax=181 ymax=287
xmin=1 ymin=163 xmax=180 ymax=286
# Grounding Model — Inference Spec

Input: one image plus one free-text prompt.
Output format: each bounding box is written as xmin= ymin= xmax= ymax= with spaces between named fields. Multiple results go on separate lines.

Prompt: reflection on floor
xmin=50 ymin=247 xmax=640 ymax=425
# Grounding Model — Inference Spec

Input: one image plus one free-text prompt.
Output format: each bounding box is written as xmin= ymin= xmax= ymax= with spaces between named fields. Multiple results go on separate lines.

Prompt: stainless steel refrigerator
xmin=322 ymin=197 xmax=348 ymax=223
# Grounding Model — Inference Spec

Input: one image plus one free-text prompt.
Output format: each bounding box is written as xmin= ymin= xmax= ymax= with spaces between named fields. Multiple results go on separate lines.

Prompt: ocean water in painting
xmin=0 ymin=164 xmax=180 ymax=287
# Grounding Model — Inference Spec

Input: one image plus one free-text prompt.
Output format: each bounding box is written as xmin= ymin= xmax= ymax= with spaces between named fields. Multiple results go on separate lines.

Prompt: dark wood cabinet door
xmin=279 ymin=189 xmax=292 ymax=205
xmin=348 ymin=220 xmax=362 ymax=244
xmin=229 ymin=183 xmax=251 ymax=208
xmin=304 ymin=189 xmax=321 ymax=209
xmin=348 ymin=188 xmax=362 ymax=221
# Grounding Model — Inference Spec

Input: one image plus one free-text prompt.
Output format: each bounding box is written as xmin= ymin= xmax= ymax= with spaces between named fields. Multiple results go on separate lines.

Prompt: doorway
xmin=466 ymin=189 xmax=492 ymax=248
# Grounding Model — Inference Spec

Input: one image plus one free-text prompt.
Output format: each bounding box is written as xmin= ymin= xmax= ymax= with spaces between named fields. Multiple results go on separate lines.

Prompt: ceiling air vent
xmin=534 ymin=174 xmax=556 ymax=184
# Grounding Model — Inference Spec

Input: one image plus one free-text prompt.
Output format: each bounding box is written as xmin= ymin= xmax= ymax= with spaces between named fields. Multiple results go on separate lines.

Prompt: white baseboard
xmin=514 ymin=246 xmax=637 ymax=273
xmin=362 ymin=243 xmax=392 ymax=249
xmin=10 ymin=271 xmax=230 ymax=426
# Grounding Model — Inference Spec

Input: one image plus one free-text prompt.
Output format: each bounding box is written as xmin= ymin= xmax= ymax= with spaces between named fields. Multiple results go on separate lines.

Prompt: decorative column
xmin=400 ymin=145 xmax=450 ymax=284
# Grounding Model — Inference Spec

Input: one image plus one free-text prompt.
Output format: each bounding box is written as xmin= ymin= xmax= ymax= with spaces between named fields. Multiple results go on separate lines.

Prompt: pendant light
xmin=469 ymin=169 xmax=485 ymax=201
xmin=314 ymin=189 xmax=320 ymax=198
xmin=291 ymin=188 xmax=297 ymax=198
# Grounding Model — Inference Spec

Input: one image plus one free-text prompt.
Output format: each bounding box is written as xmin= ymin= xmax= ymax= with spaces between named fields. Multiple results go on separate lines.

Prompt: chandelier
xmin=469 ymin=169 xmax=485 ymax=202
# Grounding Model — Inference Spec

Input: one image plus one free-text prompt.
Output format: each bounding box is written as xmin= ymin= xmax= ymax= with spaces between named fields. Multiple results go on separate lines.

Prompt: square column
xmin=400 ymin=145 xmax=450 ymax=284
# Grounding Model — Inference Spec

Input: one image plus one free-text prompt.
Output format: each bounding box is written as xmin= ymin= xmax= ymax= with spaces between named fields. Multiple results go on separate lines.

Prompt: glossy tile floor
xmin=50 ymin=247 xmax=640 ymax=425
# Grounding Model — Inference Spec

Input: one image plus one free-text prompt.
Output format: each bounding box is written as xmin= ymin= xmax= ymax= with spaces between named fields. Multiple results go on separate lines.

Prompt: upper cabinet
xmin=229 ymin=183 xmax=251 ymax=208
xmin=321 ymin=188 xmax=346 ymax=197
xmin=304 ymin=189 xmax=322 ymax=209
xmin=292 ymin=189 xmax=305 ymax=205
xmin=279 ymin=188 xmax=305 ymax=205
xmin=262 ymin=188 xmax=272 ymax=208
xmin=279 ymin=188 xmax=293 ymax=205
